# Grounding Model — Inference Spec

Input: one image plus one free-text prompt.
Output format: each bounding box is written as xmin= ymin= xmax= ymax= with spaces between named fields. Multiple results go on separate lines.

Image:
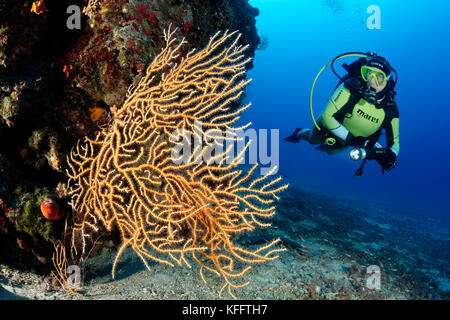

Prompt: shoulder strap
xmin=333 ymin=79 xmax=362 ymax=123
xmin=381 ymin=101 xmax=399 ymax=127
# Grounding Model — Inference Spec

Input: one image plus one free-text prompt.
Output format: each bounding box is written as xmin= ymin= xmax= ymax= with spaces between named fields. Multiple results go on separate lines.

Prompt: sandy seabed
xmin=1 ymin=185 xmax=449 ymax=300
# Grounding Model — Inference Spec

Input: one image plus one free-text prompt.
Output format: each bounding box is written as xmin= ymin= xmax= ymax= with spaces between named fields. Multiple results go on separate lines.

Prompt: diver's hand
xmin=367 ymin=148 xmax=397 ymax=171
xmin=346 ymin=133 xmax=367 ymax=148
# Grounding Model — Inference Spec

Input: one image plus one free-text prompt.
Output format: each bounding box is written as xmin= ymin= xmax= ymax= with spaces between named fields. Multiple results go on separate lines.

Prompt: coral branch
xmin=66 ymin=27 xmax=288 ymax=298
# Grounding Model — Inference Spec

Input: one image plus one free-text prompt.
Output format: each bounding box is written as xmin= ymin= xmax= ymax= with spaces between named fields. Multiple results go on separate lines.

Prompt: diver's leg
xmin=321 ymin=137 xmax=348 ymax=154
xmin=284 ymin=127 xmax=324 ymax=145
xmin=299 ymin=127 xmax=322 ymax=145
xmin=324 ymin=146 xmax=348 ymax=154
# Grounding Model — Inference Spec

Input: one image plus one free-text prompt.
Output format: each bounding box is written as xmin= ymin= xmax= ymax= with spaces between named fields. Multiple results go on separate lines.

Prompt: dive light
xmin=350 ymin=148 xmax=367 ymax=161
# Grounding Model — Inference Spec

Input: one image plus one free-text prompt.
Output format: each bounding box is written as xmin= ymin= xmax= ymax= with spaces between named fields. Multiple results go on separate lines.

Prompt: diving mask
xmin=361 ymin=66 xmax=390 ymax=87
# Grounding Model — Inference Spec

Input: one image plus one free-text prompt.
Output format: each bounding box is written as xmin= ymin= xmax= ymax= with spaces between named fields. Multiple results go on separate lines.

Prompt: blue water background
xmin=243 ymin=0 xmax=450 ymax=226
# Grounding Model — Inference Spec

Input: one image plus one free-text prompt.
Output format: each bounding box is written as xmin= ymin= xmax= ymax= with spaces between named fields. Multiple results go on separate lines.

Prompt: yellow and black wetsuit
xmin=316 ymin=78 xmax=400 ymax=155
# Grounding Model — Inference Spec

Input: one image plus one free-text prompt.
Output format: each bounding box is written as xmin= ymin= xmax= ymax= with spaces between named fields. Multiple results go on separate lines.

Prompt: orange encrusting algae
xmin=65 ymin=27 xmax=288 ymax=298
xmin=63 ymin=65 xmax=73 ymax=79
xmin=89 ymin=107 xmax=105 ymax=122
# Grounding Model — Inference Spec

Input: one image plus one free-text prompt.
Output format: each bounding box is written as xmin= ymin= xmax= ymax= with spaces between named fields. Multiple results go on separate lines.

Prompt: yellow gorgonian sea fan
xmin=65 ymin=27 xmax=288 ymax=298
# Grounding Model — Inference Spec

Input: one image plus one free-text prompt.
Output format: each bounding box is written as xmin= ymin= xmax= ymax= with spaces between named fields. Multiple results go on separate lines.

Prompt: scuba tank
xmin=332 ymin=54 xmax=370 ymax=90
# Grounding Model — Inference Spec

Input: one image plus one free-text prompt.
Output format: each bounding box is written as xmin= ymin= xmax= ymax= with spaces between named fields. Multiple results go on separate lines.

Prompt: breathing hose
xmin=309 ymin=52 xmax=369 ymax=131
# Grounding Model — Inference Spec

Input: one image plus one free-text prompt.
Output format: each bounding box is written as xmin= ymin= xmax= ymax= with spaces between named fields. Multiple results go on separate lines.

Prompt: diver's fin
xmin=315 ymin=145 xmax=324 ymax=150
xmin=315 ymin=145 xmax=326 ymax=151
xmin=283 ymin=127 xmax=302 ymax=143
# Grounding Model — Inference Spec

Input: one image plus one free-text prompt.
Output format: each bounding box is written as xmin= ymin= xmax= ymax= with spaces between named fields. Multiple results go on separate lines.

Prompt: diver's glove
xmin=345 ymin=133 xmax=368 ymax=148
xmin=366 ymin=148 xmax=398 ymax=171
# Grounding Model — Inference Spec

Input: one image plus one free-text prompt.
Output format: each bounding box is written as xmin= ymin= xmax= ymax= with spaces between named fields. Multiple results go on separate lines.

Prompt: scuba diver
xmin=284 ymin=52 xmax=399 ymax=175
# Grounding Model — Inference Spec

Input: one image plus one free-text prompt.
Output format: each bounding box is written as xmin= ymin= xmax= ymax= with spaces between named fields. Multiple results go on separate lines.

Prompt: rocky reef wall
xmin=0 ymin=0 xmax=261 ymax=272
